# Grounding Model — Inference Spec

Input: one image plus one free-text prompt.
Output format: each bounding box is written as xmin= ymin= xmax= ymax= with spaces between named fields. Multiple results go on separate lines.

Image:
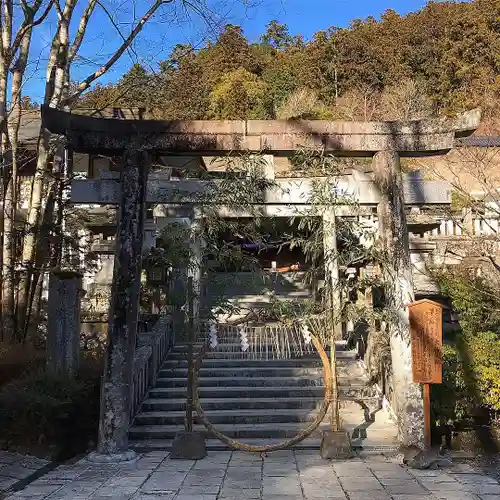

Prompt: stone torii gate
xmin=41 ymin=106 xmax=480 ymax=461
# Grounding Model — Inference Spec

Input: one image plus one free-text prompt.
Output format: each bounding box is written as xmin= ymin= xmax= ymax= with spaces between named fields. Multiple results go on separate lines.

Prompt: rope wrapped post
xmin=170 ymin=277 xmax=207 ymax=460
xmin=320 ymin=325 xmax=353 ymax=459
xmin=330 ymin=333 xmax=340 ymax=432
xmin=305 ymin=315 xmax=353 ymax=459
xmin=187 ymin=277 xmax=194 ymax=433
xmin=322 ymin=210 xmax=343 ymax=433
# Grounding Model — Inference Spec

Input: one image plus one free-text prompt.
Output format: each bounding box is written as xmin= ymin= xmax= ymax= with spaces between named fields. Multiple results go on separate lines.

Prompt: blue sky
xmin=24 ymin=0 xmax=429 ymax=102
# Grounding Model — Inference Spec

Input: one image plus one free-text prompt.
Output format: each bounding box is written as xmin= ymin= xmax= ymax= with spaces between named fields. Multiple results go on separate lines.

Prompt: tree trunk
xmin=8 ymin=26 xmax=37 ymax=341
xmin=0 ymin=60 xmax=9 ymax=341
xmin=17 ymin=130 xmax=51 ymax=336
xmin=20 ymin=176 xmax=57 ymax=340
xmin=2 ymin=175 xmax=16 ymax=341
xmin=49 ymin=144 xmax=66 ymax=268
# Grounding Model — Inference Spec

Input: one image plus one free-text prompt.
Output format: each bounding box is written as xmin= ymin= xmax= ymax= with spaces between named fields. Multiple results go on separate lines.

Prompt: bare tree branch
xmin=54 ymin=0 xmax=62 ymax=18
xmin=49 ymin=0 xmax=78 ymax=107
xmin=67 ymin=0 xmax=98 ymax=65
xmin=64 ymin=0 xmax=173 ymax=105
xmin=11 ymin=0 xmax=55 ymax=62
xmin=2 ymin=0 xmax=13 ymax=57
xmin=95 ymin=0 xmax=137 ymax=61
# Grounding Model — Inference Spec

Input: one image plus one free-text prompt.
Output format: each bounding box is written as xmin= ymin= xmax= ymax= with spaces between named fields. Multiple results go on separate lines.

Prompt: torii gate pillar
xmin=373 ymin=150 xmax=424 ymax=448
xmin=89 ymin=149 xmax=149 ymax=462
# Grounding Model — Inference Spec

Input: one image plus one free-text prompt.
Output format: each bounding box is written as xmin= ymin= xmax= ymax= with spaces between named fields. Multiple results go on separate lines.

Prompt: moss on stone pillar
xmin=95 ymin=149 xmax=149 ymax=457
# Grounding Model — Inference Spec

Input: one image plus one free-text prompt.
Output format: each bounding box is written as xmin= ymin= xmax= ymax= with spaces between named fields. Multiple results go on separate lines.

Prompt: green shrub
xmin=432 ymin=270 xmax=500 ymax=423
xmin=459 ymin=331 xmax=500 ymax=411
xmin=435 ymin=271 xmax=500 ymax=335
xmin=432 ymin=332 xmax=500 ymax=424
xmin=0 ymin=363 xmax=100 ymax=457
xmin=0 ymin=342 xmax=45 ymax=387
xmin=431 ymin=344 xmax=470 ymax=424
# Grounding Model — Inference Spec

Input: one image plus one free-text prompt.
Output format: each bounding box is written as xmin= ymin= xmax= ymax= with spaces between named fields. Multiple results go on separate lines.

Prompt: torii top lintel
xmin=41 ymin=106 xmax=481 ymax=157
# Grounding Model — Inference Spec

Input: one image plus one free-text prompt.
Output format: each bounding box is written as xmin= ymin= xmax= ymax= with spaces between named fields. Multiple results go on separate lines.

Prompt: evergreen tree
xmin=78 ymin=0 xmax=500 ymax=122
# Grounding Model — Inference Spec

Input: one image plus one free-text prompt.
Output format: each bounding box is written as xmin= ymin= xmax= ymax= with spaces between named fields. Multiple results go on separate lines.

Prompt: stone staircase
xmin=203 ymin=271 xmax=314 ymax=311
xmin=129 ymin=327 xmax=399 ymax=452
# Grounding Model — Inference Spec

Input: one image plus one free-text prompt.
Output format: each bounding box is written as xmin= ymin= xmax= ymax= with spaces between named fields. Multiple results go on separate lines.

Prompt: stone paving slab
xmin=0 ymin=451 xmax=50 ymax=494
xmin=3 ymin=450 xmax=500 ymax=499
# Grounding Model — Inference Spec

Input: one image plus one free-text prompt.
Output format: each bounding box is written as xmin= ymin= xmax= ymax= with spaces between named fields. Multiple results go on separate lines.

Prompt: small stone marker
xmin=46 ymin=269 xmax=83 ymax=376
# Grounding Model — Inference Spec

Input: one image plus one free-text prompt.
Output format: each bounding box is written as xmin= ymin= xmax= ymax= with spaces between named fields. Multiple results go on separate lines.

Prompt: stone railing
xmin=130 ymin=314 xmax=175 ymax=420
xmin=413 ymin=215 xmax=500 ymax=239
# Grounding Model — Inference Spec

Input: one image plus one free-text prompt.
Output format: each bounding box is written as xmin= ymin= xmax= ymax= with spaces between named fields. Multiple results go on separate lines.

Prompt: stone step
xmin=129 ymin=423 xmax=327 ymax=440
xmin=129 ymin=421 xmax=393 ymax=441
xmin=161 ymin=361 xmax=366 ymax=378
xmin=166 ymin=352 xmax=357 ymax=362
xmin=154 ymin=375 xmax=373 ymax=388
xmin=172 ymin=341 xmax=348 ymax=353
xmin=149 ymin=384 xmax=377 ymax=400
xmin=130 ymin=437 xmax=399 ymax=452
xmin=141 ymin=397 xmax=322 ymax=412
xmin=194 ymin=334 xmax=339 ymax=343
xmin=134 ymin=409 xmax=326 ymax=426
xmin=162 ymin=356 xmax=359 ymax=370
xmin=172 ymin=344 xmax=317 ymax=355
xmin=130 ymin=438 xmax=321 ymax=451
xmin=141 ymin=396 xmax=381 ymax=412
xmin=158 ymin=366 xmax=325 ymax=379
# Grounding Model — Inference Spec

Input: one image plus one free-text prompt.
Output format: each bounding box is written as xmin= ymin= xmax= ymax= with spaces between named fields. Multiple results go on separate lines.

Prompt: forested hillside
xmin=78 ymin=0 xmax=500 ymax=126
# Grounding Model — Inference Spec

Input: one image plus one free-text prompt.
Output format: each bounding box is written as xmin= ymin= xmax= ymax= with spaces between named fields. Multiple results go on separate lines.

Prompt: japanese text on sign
xmin=409 ymin=300 xmax=443 ymax=384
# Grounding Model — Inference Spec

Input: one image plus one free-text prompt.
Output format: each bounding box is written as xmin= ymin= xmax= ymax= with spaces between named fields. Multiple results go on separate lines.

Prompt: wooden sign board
xmin=408 ymin=299 xmax=443 ymax=384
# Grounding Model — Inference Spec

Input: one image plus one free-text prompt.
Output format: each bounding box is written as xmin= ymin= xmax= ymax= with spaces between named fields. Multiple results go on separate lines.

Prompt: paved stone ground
xmin=4 ymin=450 xmax=500 ymax=500
xmin=0 ymin=451 xmax=50 ymax=493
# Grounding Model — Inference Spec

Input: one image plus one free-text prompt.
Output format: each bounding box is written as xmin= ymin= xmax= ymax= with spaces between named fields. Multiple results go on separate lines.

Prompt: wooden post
xmin=423 ymin=383 xmax=431 ymax=449
xmin=323 ymin=209 xmax=341 ymax=432
xmin=373 ymin=150 xmax=425 ymax=448
xmin=330 ymin=335 xmax=339 ymax=432
xmin=186 ymin=276 xmax=194 ymax=433
xmin=91 ymin=149 xmax=149 ymax=461
xmin=170 ymin=274 xmax=207 ymax=460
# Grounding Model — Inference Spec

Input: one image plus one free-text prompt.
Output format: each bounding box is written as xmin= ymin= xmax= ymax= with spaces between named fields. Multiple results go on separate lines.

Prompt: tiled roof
xmin=456 ymin=136 xmax=500 ymax=147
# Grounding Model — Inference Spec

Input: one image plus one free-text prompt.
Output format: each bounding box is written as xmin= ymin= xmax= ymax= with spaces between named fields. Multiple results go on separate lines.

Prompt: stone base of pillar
xmin=86 ymin=450 xmax=138 ymax=464
xmin=170 ymin=431 xmax=207 ymax=460
xmin=320 ymin=430 xmax=355 ymax=460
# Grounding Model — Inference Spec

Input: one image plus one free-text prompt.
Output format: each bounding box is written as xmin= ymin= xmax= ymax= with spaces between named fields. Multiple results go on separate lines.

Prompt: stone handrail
xmin=130 ymin=314 xmax=175 ymax=420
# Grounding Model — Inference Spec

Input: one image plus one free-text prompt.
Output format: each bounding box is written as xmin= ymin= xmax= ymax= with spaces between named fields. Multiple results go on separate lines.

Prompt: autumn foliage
xmin=79 ymin=1 xmax=500 ymax=124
